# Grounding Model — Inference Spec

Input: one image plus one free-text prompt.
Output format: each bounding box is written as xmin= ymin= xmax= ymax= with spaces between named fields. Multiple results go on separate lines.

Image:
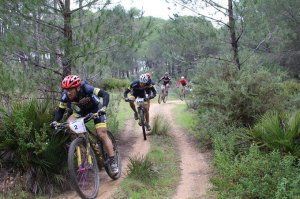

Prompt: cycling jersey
xmin=158 ymin=76 xmax=171 ymax=85
xmin=124 ymin=80 xmax=156 ymax=99
xmin=177 ymin=79 xmax=188 ymax=87
xmin=145 ymin=80 xmax=156 ymax=96
xmin=54 ymin=81 xmax=109 ymax=123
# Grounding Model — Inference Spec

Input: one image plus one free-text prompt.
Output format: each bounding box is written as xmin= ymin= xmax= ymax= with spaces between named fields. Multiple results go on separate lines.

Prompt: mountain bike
xmin=126 ymin=97 xmax=151 ymax=140
xmin=54 ymin=112 xmax=121 ymax=199
xmin=158 ymin=84 xmax=168 ymax=104
xmin=179 ymin=85 xmax=186 ymax=101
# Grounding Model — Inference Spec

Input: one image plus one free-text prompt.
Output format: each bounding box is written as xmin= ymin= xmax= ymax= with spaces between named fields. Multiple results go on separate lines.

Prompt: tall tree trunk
xmin=228 ymin=0 xmax=241 ymax=70
xmin=63 ymin=0 xmax=72 ymax=77
xmin=34 ymin=10 xmax=41 ymax=72
xmin=54 ymin=0 xmax=63 ymax=71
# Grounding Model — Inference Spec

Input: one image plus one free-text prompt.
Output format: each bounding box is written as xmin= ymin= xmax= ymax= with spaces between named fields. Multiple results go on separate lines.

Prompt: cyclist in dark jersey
xmin=124 ymin=74 xmax=156 ymax=131
xmin=51 ymin=75 xmax=119 ymax=175
xmin=158 ymin=72 xmax=172 ymax=98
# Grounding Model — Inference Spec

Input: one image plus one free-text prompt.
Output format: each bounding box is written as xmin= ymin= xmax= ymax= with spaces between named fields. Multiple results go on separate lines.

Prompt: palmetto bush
xmin=247 ymin=110 xmax=300 ymax=157
xmin=0 ymin=99 xmax=70 ymax=195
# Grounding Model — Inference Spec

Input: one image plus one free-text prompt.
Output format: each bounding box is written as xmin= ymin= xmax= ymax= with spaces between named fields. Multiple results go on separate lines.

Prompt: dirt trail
xmin=152 ymin=100 xmax=214 ymax=199
xmin=56 ymin=100 xmax=213 ymax=199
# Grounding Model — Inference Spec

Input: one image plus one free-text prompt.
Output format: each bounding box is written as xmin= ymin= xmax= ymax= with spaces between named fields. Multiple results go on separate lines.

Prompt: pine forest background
xmin=0 ymin=0 xmax=299 ymax=198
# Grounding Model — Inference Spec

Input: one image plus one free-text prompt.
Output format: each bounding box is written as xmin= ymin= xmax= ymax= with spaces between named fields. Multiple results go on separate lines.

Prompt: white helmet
xmin=181 ymin=76 xmax=184 ymax=79
xmin=139 ymin=74 xmax=148 ymax=83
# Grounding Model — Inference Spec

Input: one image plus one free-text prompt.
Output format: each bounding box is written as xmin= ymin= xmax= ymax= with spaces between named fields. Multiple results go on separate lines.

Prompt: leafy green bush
xmin=193 ymin=63 xmax=289 ymax=127
xmin=247 ymin=110 xmax=300 ymax=157
xmin=283 ymin=79 xmax=300 ymax=94
xmin=101 ymin=78 xmax=130 ymax=90
xmin=151 ymin=114 xmax=170 ymax=136
xmin=0 ymin=99 xmax=70 ymax=195
xmin=212 ymin=144 xmax=300 ymax=199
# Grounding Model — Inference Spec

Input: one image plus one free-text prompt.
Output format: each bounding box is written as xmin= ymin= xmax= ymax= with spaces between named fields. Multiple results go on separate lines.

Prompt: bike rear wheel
xmin=180 ymin=90 xmax=184 ymax=101
xmin=158 ymin=94 xmax=161 ymax=104
xmin=68 ymin=137 xmax=99 ymax=199
xmin=101 ymin=130 xmax=122 ymax=180
xmin=163 ymin=92 xmax=167 ymax=103
xmin=139 ymin=109 xmax=147 ymax=140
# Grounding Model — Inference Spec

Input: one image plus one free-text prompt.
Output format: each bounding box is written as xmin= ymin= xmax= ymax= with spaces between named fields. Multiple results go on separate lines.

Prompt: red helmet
xmin=146 ymin=73 xmax=151 ymax=81
xmin=62 ymin=75 xmax=81 ymax=89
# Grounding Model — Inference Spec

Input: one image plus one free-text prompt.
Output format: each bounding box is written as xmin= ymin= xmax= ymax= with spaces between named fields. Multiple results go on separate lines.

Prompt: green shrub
xmin=126 ymin=155 xmax=158 ymax=184
xmin=101 ymin=78 xmax=130 ymax=90
xmin=193 ymin=63 xmax=289 ymax=127
xmin=283 ymin=79 xmax=300 ymax=94
xmin=106 ymin=93 xmax=122 ymax=136
xmin=0 ymin=99 xmax=70 ymax=195
xmin=212 ymin=144 xmax=300 ymax=199
xmin=151 ymin=115 xmax=170 ymax=136
xmin=247 ymin=110 xmax=300 ymax=157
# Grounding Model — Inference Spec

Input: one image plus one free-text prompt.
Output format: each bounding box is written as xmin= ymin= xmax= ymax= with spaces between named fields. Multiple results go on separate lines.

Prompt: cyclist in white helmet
xmin=124 ymin=74 xmax=156 ymax=131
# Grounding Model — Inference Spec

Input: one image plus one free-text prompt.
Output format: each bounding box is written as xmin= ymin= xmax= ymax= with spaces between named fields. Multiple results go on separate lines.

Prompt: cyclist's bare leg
xmin=148 ymin=98 xmax=151 ymax=108
xmin=129 ymin=96 xmax=137 ymax=114
xmin=161 ymin=87 xmax=165 ymax=98
xmin=144 ymin=101 xmax=150 ymax=124
xmin=96 ymin=127 xmax=114 ymax=157
xmin=166 ymin=83 xmax=170 ymax=95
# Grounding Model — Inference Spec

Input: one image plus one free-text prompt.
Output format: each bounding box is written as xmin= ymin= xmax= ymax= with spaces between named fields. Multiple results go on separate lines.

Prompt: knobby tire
xmin=139 ymin=109 xmax=147 ymax=140
xmin=68 ymin=137 xmax=99 ymax=199
xmin=158 ymin=94 xmax=161 ymax=104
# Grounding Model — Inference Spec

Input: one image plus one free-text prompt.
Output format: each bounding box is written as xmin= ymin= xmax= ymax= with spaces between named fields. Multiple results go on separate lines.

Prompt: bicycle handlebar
xmin=53 ymin=111 xmax=104 ymax=130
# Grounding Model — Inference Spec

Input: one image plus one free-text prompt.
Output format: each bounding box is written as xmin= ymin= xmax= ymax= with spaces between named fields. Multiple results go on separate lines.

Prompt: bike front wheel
xmin=163 ymin=93 xmax=167 ymax=103
xmin=68 ymin=137 xmax=99 ymax=199
xmin=139 ymin=109 xmax=147 ymax=140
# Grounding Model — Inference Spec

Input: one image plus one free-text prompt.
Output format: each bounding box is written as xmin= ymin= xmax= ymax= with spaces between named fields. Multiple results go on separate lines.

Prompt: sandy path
xmin=150 ymin=100 xmax=214 ymax=199
xmin=56 ymin=100 xmax=213 ymax=199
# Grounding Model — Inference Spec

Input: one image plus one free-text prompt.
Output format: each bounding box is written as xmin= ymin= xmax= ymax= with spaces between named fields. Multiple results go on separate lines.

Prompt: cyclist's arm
xmin=185 ymin=80 xmax=188 ymax=86
xmin=158 ymin=77 xmax=163 ymax=84
xmin=124 ymin=86 xmax=132 ymax=98
xmin=94 ymin=88 xmax=109 ymax=107
xmin=150 ymin=86 xmax=156 ymax=97
xmin=177 ymin=81 xmax=181 ymax=87
xmin=54 ymin=107 xmax=66 ymax=122
xmin=54 ymin=95 xmax=68 ymax=122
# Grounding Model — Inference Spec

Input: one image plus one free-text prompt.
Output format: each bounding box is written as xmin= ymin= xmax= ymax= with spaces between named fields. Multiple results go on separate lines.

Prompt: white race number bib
xmin=69 ymin=118 xmax=87 ymax=134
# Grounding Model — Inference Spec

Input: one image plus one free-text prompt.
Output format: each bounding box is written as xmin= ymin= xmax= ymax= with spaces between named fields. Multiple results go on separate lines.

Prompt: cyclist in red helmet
xmin=51 ymin=75 xmax=119 ymax=175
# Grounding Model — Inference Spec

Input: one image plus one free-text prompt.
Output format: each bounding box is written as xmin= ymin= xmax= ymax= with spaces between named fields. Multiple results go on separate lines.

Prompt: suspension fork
xmin=87 ymin=131 xmax=103 ymax=165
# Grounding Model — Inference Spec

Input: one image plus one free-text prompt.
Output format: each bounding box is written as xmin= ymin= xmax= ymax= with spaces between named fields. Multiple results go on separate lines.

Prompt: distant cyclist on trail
xmin=177 ymin=76 xmax=189 ymax=88
xmin=50 ymin=75 xmax=119 ymax=175
xmin=145 ymin=73 xmax=156 ymax=108
xmin=157 ymin=72 xmax=172 ymax=98
xmin=124 ymin=74 xmax=156 ymax=131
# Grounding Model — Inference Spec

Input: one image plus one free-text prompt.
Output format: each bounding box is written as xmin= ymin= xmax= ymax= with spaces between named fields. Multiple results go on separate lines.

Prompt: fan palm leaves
xmin=0 ymin=99 xmax=70 ymax=194
xmin=247 ymin=110 xmax=300 ymax=157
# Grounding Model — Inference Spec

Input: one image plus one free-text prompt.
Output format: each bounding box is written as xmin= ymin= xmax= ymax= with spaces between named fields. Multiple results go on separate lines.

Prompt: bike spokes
xmin=69 ymin=139 xmax=99 ymax=199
